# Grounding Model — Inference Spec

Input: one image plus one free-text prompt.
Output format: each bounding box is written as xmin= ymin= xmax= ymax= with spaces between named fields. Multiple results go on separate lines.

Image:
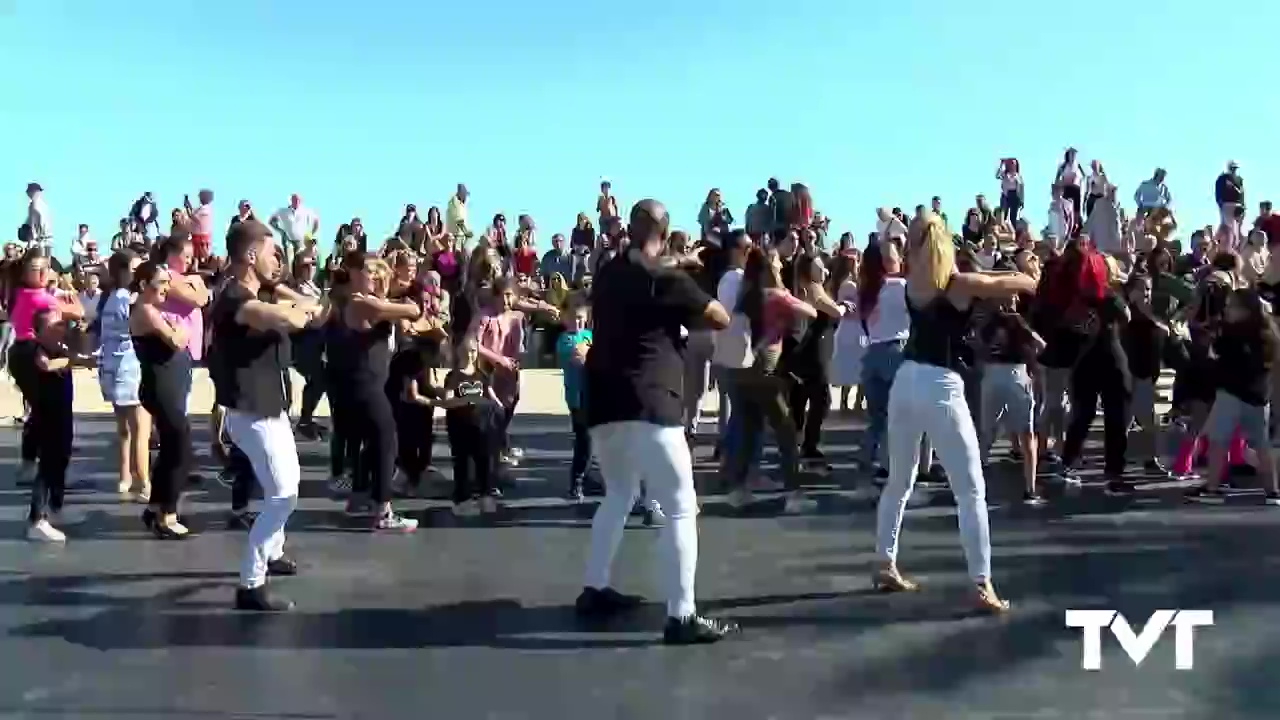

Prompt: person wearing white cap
xmin=1215 ymin=161 xmax=1245 ymax=249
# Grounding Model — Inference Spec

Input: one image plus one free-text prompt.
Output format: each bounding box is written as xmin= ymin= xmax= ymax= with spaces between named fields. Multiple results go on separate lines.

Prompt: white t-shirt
xmin=79 ymin=289 xmax=102 ymax=326
xmin=711 ymin=268 xmax=751 ymax=369
xmin=270 ymin=205 xmax=319 ymax=245
xmin=862 ymin=278 xmax=911 ymax=345
xmin=876 ymin=217 xmax=907 ymax=241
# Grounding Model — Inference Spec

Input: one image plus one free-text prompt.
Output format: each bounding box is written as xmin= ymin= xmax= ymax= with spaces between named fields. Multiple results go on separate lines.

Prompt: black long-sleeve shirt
xmin=1215 ymin=172 xmax=1244 ymax=206
xmin=1214 ymin=323 xmax=1271 ymax=406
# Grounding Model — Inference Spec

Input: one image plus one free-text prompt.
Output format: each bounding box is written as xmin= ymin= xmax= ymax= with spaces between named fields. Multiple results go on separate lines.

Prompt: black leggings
xmin=446 ymin=412 xmax=497 ymax=502
xmin=569 ymin=408 xmax=591 ymax=482
xmin=28 ymin=388 xmax=72 ymax=523
xmin=293 ymin=332 xmax=326 ymax=424
xmin=143 ymin=380 xmax=192 ymax=516
xmin=9 ymin=341 xmax=39 ymax=465
xmin=788 ymin=364 xmax=830 ymax=455
xmin=327 ymin=384 xmax=362 ymax=479
xmin=1062 ymin=365 xmax=1132 ymax=476
xmin=350 ymin=390 xmax=397 ymax=504
xmin=394 ymin=401 xmax=434 ymax=485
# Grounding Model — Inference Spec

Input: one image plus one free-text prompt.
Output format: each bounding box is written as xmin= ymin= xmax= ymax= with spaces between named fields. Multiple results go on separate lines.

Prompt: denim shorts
xmin=1205 ymin=390 xmax=1269 ymax=449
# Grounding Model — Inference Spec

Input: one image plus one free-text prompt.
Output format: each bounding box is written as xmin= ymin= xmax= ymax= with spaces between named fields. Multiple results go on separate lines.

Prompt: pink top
xmin=191 ymin=204 xmax=214 ymax=236
xmin=10 ymin=287 xmax=55 ymax=341
xmin=761 ymin=289 xmax=807 ymax=346
xmin=469 ymin=308 xmax=525 ymax=402
xmin=160 ymin=292 xmax=204 ymax=361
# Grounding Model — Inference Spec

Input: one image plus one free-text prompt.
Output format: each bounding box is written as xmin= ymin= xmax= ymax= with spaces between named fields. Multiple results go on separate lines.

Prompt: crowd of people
xmin=5 ymin=151 xmax=1280 ymax=644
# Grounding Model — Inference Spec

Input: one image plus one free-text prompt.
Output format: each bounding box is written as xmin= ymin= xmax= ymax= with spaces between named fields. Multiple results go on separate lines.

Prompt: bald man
xmin=575 ymin=199 xmax=739 ymax=645
xmin=269 ymin=193 xmax=319 ymax=264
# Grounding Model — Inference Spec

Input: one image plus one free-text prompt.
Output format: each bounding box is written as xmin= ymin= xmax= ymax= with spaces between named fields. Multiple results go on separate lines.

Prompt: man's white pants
xmin=584 ymin=421 xmax=699 ymax=618
xmin=224 ymin=411 xmax=300 ymax=589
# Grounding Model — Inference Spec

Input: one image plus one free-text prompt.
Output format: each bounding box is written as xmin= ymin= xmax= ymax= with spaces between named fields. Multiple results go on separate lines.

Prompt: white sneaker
xmin=783 ymin=491 xmax=818 ymax=514
xmin=508 ymin=447 xmax=525 ymax=460
xmin=27 ymin=519 xmax=65 ymax=543
xmin=726 ymin=487 xmax=754 ymax=509
xmin=480 ymin=495 xmax=500 ymax=514
xmin=453 ymin=499 xmax=481 ymax=517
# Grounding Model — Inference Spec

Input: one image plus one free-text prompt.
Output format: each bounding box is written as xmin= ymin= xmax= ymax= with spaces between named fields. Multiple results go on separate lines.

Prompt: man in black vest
xmin=211 ymin=220 xmax=320 ymax=612
xmin=576 ymin=199 xmax=739 ymax=645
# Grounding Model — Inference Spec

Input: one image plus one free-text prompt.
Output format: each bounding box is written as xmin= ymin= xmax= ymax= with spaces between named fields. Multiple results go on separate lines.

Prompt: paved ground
xmin=2 ymin=397 xmax=1280 ymax=720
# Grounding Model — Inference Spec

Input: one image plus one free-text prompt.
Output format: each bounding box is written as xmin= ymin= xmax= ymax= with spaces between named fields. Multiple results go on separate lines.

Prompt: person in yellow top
xmin=446 ymin=183 xmax=473 ymax=249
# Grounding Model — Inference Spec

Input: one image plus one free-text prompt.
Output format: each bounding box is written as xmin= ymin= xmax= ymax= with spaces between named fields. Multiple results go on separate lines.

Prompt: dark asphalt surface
xmin=0 ymin=412 xmax=1275 ymax=719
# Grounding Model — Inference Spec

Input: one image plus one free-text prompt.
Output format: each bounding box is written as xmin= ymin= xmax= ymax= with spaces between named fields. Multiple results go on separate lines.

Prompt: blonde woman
xmin=873 ymin=213 xmax=1036 ymax=613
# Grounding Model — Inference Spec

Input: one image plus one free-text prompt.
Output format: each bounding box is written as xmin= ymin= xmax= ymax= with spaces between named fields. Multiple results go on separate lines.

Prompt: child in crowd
xmin=1188 ymin=288 xmax=1280 ymax=504
xmin=389 ymin=335 xmax=446 ymax=496
xmin=444 ymin=338 xmax=504 ymax=516
xmin=469 ymin=277 xmax=525 ymax=466
xmin=26 ymin=308 xmax=76 ymax=542
xmin=557 ymin=298 xmax=598 ymax=500
xmin=976 ymin=294 xmax=1046 ymax=505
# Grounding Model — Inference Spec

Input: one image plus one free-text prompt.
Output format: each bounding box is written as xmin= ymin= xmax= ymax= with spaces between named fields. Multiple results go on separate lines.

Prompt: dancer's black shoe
xmin=234 ymin=585 xmax=295 ymax=612
xmin=574 ymin=587 xmax=644 ymax=620
xmin=663 ymin=615 xmax=740 ymax=645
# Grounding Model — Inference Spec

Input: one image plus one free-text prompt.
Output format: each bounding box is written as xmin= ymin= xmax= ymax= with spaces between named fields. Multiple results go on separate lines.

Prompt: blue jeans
xmin=721 ymin=392 xmax=763 ymax=468
xmin=861 ymin=340 xmax=905 ymax=466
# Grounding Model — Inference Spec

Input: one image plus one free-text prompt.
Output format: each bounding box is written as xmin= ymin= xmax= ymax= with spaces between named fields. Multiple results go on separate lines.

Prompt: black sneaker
xmin=1185 ymin=485 xmax=1226 ymax=504
xmin=662 ymin=615 xmax=741 ymax=645
xmin=1056 ymin=468 xmax=1083 ymax=486
xmin=1104 ymin=479 xmax=1135 ymax=497
xmin=1023 ymin=491 xmax=1047 ymax=506
xmin=295 ymin=421 xmax=327 ymax=442
xmin=574 ymin=587 xmax=645 ymax=619
xmin=226 ymin=510 xmax=258 ymax=530
xmin=234 ymin=585 xmax=295 ymax=612
xmin=872 ymin=465 xmax=889 ymax=487
xmin=267 ymin=555 xmax=299 ymax=576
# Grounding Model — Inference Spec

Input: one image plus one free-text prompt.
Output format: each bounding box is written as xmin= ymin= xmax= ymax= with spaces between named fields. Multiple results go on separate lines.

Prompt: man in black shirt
xmin=578 ymin=199 xmax=739 ymax=645
xmin=768 ymin=178 xmax=795 ymax=244
xmin=211 ymin=220 xmax=319 ymax=612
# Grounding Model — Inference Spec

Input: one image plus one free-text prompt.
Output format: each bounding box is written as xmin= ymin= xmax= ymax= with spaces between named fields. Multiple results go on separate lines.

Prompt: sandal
xmin=872 ymin=565 xmax=920 ymax=593
xmin=973 ymin=582 xmax=1010 ymax=614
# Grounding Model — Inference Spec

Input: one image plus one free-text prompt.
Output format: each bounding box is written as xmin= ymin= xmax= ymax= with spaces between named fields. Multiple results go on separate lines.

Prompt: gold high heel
xmin=872 ymin=565 xmax=920 ymax=593
xmin=973 ymin=582 xmax=1010 ymax=614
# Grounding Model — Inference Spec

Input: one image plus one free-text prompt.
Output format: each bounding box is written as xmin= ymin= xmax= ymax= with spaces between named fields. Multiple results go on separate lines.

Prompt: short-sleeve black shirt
xmin=209 ymin=282 xmax=292 ymax=417
xmin=585 ymin=251 xmax=712 ymax=428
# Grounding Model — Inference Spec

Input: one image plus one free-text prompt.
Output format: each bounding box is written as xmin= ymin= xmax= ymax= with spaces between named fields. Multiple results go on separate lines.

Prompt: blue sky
xmin=2 ymin=0 xmax=1277 ymax=256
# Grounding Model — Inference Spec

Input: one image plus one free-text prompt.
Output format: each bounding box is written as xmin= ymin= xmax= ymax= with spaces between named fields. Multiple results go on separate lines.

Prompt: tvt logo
xmin=1065 ymin=609 xmax=1214 ymax=670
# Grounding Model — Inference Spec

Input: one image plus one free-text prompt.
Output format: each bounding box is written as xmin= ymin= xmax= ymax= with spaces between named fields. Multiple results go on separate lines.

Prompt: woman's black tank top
xmin=902 ymin=287 xmax=973 ymax=373
xmin=328 ymin=315 xmax=393 ymax=392
xmin=133 ymin=333 xmax=192 ymax=404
